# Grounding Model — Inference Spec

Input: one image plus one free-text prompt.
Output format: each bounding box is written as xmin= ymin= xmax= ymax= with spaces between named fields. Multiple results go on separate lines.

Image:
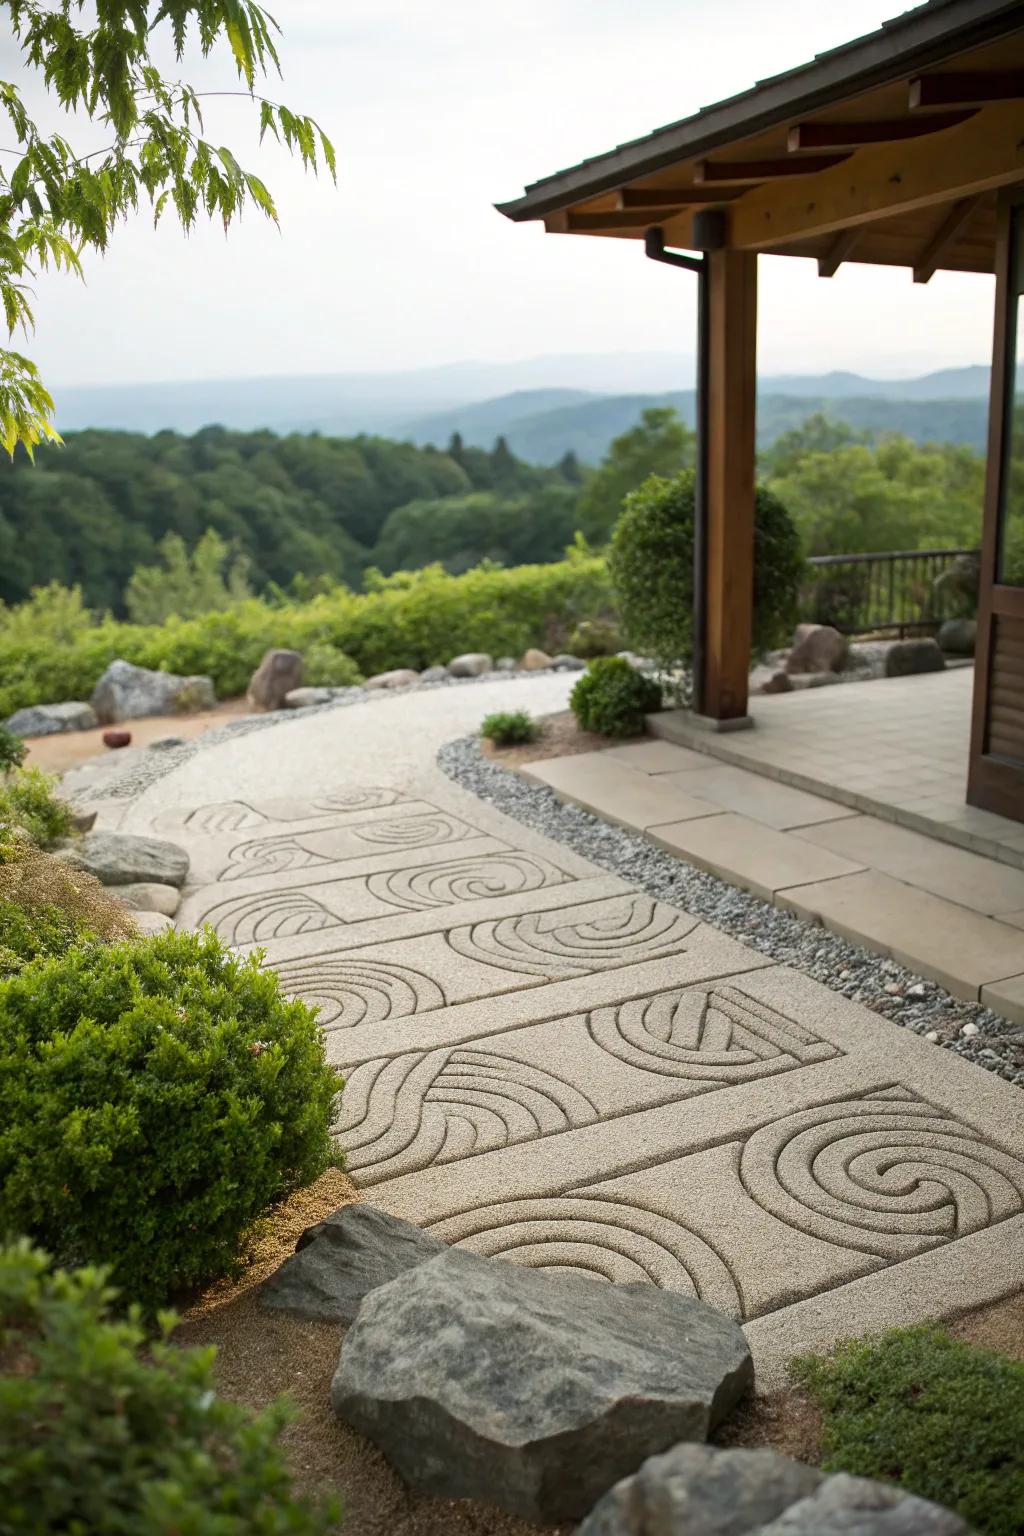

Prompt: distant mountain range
xmin=49 ymin=356 xmax=991 ymax=462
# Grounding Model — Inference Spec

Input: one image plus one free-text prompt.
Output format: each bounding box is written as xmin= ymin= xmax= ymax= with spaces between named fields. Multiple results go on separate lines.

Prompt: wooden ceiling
xmin=532 ymin=32 xmax=1024 ymax=280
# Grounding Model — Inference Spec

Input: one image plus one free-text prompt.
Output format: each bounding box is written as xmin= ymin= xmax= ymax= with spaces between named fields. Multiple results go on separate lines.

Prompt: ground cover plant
xmin=0 ymin=833 xmax=136 ymax=978
xmin=0 ymin=766 xmax=74 ymax=847
xmin=792 ymin=1324 xmax=1024 ymax=1536
xmin=0 ymin=725 xmax=26 ymax=773
xmin=0 ymin=1240 xmax=340 ymax=1535
xmin=480 ymin=710 xmax=539 ymax=747
xmin=570 ymin=656 xmax=662 ymax=738
xmin=0 ymin=929 xmax=343 ymax=1311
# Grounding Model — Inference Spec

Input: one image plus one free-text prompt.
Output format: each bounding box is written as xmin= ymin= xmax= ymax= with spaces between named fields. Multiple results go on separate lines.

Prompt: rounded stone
xmin=103 ymin=729 xmax=132 ymax=749
xmin=520 ymin=648 xmax=553 ymax=670
xmin=116 ymin=882 xmax=182 ymax=917
xmin=363 ymin=668 xmax=421 ymax=690
xmin=447 ymin=653 xmax=493 ymax=678
xmin=247 ymin=649 xmax=303 ymax=711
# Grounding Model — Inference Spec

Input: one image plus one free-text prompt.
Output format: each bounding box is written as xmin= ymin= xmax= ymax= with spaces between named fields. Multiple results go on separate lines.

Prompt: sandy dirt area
xmin=25 ymin=698 xmax=255 ymax=774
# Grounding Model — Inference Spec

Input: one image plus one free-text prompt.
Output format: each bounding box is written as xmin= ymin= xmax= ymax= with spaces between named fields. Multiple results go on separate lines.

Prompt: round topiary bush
xmin=570 ymin=656 xmax=662 ymax=738
xmin=0 ymin=929 xmax=343 ymax=1310
xmin=0 ymin=1240 xmax=340 ymax=1535
xmin=608 ymin=471 xmax=804 ymax=687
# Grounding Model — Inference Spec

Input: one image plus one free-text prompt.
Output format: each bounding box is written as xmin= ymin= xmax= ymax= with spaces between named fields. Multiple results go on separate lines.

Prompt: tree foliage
xmin=125 ymin=526 xmax=251 ymax=622
xmin=0 ymin=2 xmax=335 ymax=454
xmin=576 ymin=407 xmax=696 ymax=544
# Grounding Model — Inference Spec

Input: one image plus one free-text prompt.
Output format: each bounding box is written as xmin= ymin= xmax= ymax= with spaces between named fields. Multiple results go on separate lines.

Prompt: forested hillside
xmin=0 ymin=427 xmax=577 ymax=614
xmin=0 ymin=410 xmax=986 ymax=617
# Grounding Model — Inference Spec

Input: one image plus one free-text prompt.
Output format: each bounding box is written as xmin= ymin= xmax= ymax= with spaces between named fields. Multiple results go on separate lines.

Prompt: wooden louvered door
xmin=969 ymin=191 xmax=1024 ymax=823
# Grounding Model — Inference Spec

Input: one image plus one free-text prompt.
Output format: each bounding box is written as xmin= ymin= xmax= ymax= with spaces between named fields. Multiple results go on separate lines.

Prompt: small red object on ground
xmin=102 ymin=729 xmax=132 ymax=749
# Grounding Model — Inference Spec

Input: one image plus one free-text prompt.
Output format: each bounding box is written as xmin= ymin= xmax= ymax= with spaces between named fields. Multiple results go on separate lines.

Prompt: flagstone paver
xmin=648 ymin=813 xmax=866 ymax=901
xmin=657 ymin=764 xmax=859 ymax=831
xmin=521 ymin=752 xmax=723 ymax=830
xmin=119 ymin=674 xmax=1024 ymax=1381
xmin=795 ymin=814 xmax=1024 ymax=916
xmin=779 ymin=869 xmax=1024 ymax=1003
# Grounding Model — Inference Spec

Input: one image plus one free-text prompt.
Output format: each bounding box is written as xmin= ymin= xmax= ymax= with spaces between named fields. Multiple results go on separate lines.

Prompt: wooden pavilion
xmin=498 ymin=0 xmax=1024 ymax=825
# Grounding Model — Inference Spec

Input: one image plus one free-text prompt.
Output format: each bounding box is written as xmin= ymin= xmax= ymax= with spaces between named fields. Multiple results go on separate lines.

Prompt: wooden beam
xmin=818 ymin=227 xmax=860 ymax=277
xmin=694 ymin=154 xmax=849 ymax=184
xmin=617 ymin=186 xmax=746 ymax=208
xmin=702 ymin=249 xmax=757 ymax=722
xmin=723 ymin=102 xmax=1024 ymax=253
xmin=913 ymin=195 xmax=984 ymax=283
xmin=910 ymin=70 xmax=1024 ymax=110
xmin=788 ymin=110 xmax=974 ymax=152
xmin=565 ymin=210 xmax=660 ymax=231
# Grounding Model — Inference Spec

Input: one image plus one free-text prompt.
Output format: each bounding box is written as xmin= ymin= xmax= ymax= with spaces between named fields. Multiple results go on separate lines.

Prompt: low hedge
xmin=0 ymin=929 xmax=343 ymax=1310
xmin=0 ymin=557 xmax=612 ymax=717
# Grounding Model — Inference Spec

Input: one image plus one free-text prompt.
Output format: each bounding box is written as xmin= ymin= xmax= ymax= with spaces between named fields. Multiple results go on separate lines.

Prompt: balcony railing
xmin=801 ymin=548 xmax=978 ymax=638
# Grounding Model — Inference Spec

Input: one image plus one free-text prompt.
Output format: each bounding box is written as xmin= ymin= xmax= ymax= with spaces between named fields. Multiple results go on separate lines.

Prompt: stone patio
xmin=652 ymin=667 xmax=1024 ymax=870
xmin=111 ymin=676 xmax=1024 ymax=1387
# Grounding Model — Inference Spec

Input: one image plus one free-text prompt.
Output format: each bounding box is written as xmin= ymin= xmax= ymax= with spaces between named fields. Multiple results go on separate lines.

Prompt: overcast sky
xmin=8 ymin=1 xmax=996 ymax=387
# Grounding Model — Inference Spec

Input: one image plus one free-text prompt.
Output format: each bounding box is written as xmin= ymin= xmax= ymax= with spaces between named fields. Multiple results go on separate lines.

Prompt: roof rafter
xmin=694 ymin=154 xmax=849 ymax=184
xmin=788 ymin=109 xmax=975 ymax=151
xmin=818 ymin=228 xmax=860 ymax=277
xmin=912 ymin=195 xmax=984 ymax=283
xmin=909 ymin=68 xmax=1024 ymax=108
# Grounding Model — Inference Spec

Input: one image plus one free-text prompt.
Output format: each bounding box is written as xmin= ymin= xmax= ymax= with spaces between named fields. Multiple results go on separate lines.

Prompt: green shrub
xmin=0 ymin=1240 xmax=340 ymax=1535
xmin=0 ymin=558 xmax=612 ymax=718
xmin=303 ymin=641 xmax=364 ymax=687
xmin=0 ymin=725 xmax=27 ymax=774
xmin=570 ymin=656 xmax=662 ymax=738
xmin=480 ymin=710 xmax=539 ymax=747
xmin=568 ymin=617 xmax=622 ymax=658
xmin=0 ymin=766 xmax=74 ymax=848
xmin=608 ymin=471 xmax=804 ymax=691
xmin=0 ymin=929 xmax=343 ymax=1311
xmin=792 ymin=1325 xmax=1024 ymax=1536
xmin=0 ymin=838 xmax=137 ymax=977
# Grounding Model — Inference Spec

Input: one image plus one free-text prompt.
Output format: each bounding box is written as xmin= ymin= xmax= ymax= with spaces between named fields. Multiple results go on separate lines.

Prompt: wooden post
xmin=701 ymin=247 xmax=757 ymax=721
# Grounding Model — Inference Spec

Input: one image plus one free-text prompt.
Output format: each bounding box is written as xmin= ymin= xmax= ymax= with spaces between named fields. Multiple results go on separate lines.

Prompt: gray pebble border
xmin=437 ymin=734 xmax=1024 ymax=1089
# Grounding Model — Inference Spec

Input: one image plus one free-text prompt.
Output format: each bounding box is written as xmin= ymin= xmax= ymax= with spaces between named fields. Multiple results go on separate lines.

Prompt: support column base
xmin=648 ymin=709 xmax=755 ymax=741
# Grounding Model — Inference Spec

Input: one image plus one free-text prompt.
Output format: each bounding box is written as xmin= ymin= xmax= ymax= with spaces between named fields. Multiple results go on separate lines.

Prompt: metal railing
xmin=800 ymin=548 xmax=979 ymax=638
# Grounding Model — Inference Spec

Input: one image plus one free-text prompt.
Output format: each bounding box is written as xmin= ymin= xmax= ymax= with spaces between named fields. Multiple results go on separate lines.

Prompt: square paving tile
xmin=796 ymin=815 xmax=1024 ymax=916
xmin=981 ymin=973 xmax=1024 ymax=1026
xmin=779 ymin=869 xmax=1024 ymax=1000
xmin=602 ymin=740 xmax=712 ymax=774
xmin=522 ymin=754 xmax=722 ymax=831
xmin=647 ymin=813 xmax=865 ymax=901
xmin=658 ymin=765 xmax=859 ymax=831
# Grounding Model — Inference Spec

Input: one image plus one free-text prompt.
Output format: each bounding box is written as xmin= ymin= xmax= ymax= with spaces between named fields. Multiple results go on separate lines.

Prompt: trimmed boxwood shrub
xmin=570 ymin=656 xmax=662 ymax=738
xmin=0 ymin=929 xmax=343 ymax=1310
xmin=608 ymin=471 xmax=804 ymax=688
xmin=0 ymin=1240 xmax=340 ymax=1535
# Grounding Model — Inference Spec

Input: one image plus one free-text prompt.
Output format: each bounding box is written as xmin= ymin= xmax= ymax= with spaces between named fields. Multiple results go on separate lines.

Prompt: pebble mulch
xmin=438 ymin=734 xmax=1024 ymax=1089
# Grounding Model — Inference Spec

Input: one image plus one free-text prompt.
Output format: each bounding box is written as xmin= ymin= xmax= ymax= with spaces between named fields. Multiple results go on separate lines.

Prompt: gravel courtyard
xmin=109 ymin=677 xmax=1024 ymax=1385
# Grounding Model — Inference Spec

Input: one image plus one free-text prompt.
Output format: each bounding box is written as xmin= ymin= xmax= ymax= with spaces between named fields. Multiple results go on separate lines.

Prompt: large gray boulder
xmin=261 ymin=1205 xmax=446 ymax=1323
xmin=331 ymin=1247 xmax=753 ymax=1523
xmin=579 ymin=1450 xmax=967 ymax=1536
xmin=247 ymin=649 xmax=303 ymax=711
xmin=57 ymin=831 xmax=189 ymax=888
xmin=578 ymin=1444 xmax=823 ymax=1536
xmin=754 ymin=1472 xmax=968 ymax=1535
xmin=884 ymin=638 xmax=946 ymax=678
xmin=4 ymin=701 xmax=98 ymax=737
xmin=91 ymin=660 xmax=215 ymax=724
xmin=447 ymin=652 xmax=493 ymax=677
xmin=786 ymin=624 xmax=848 ymax=675
xmin=937 ymin=618 xmax=976 ymax=656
